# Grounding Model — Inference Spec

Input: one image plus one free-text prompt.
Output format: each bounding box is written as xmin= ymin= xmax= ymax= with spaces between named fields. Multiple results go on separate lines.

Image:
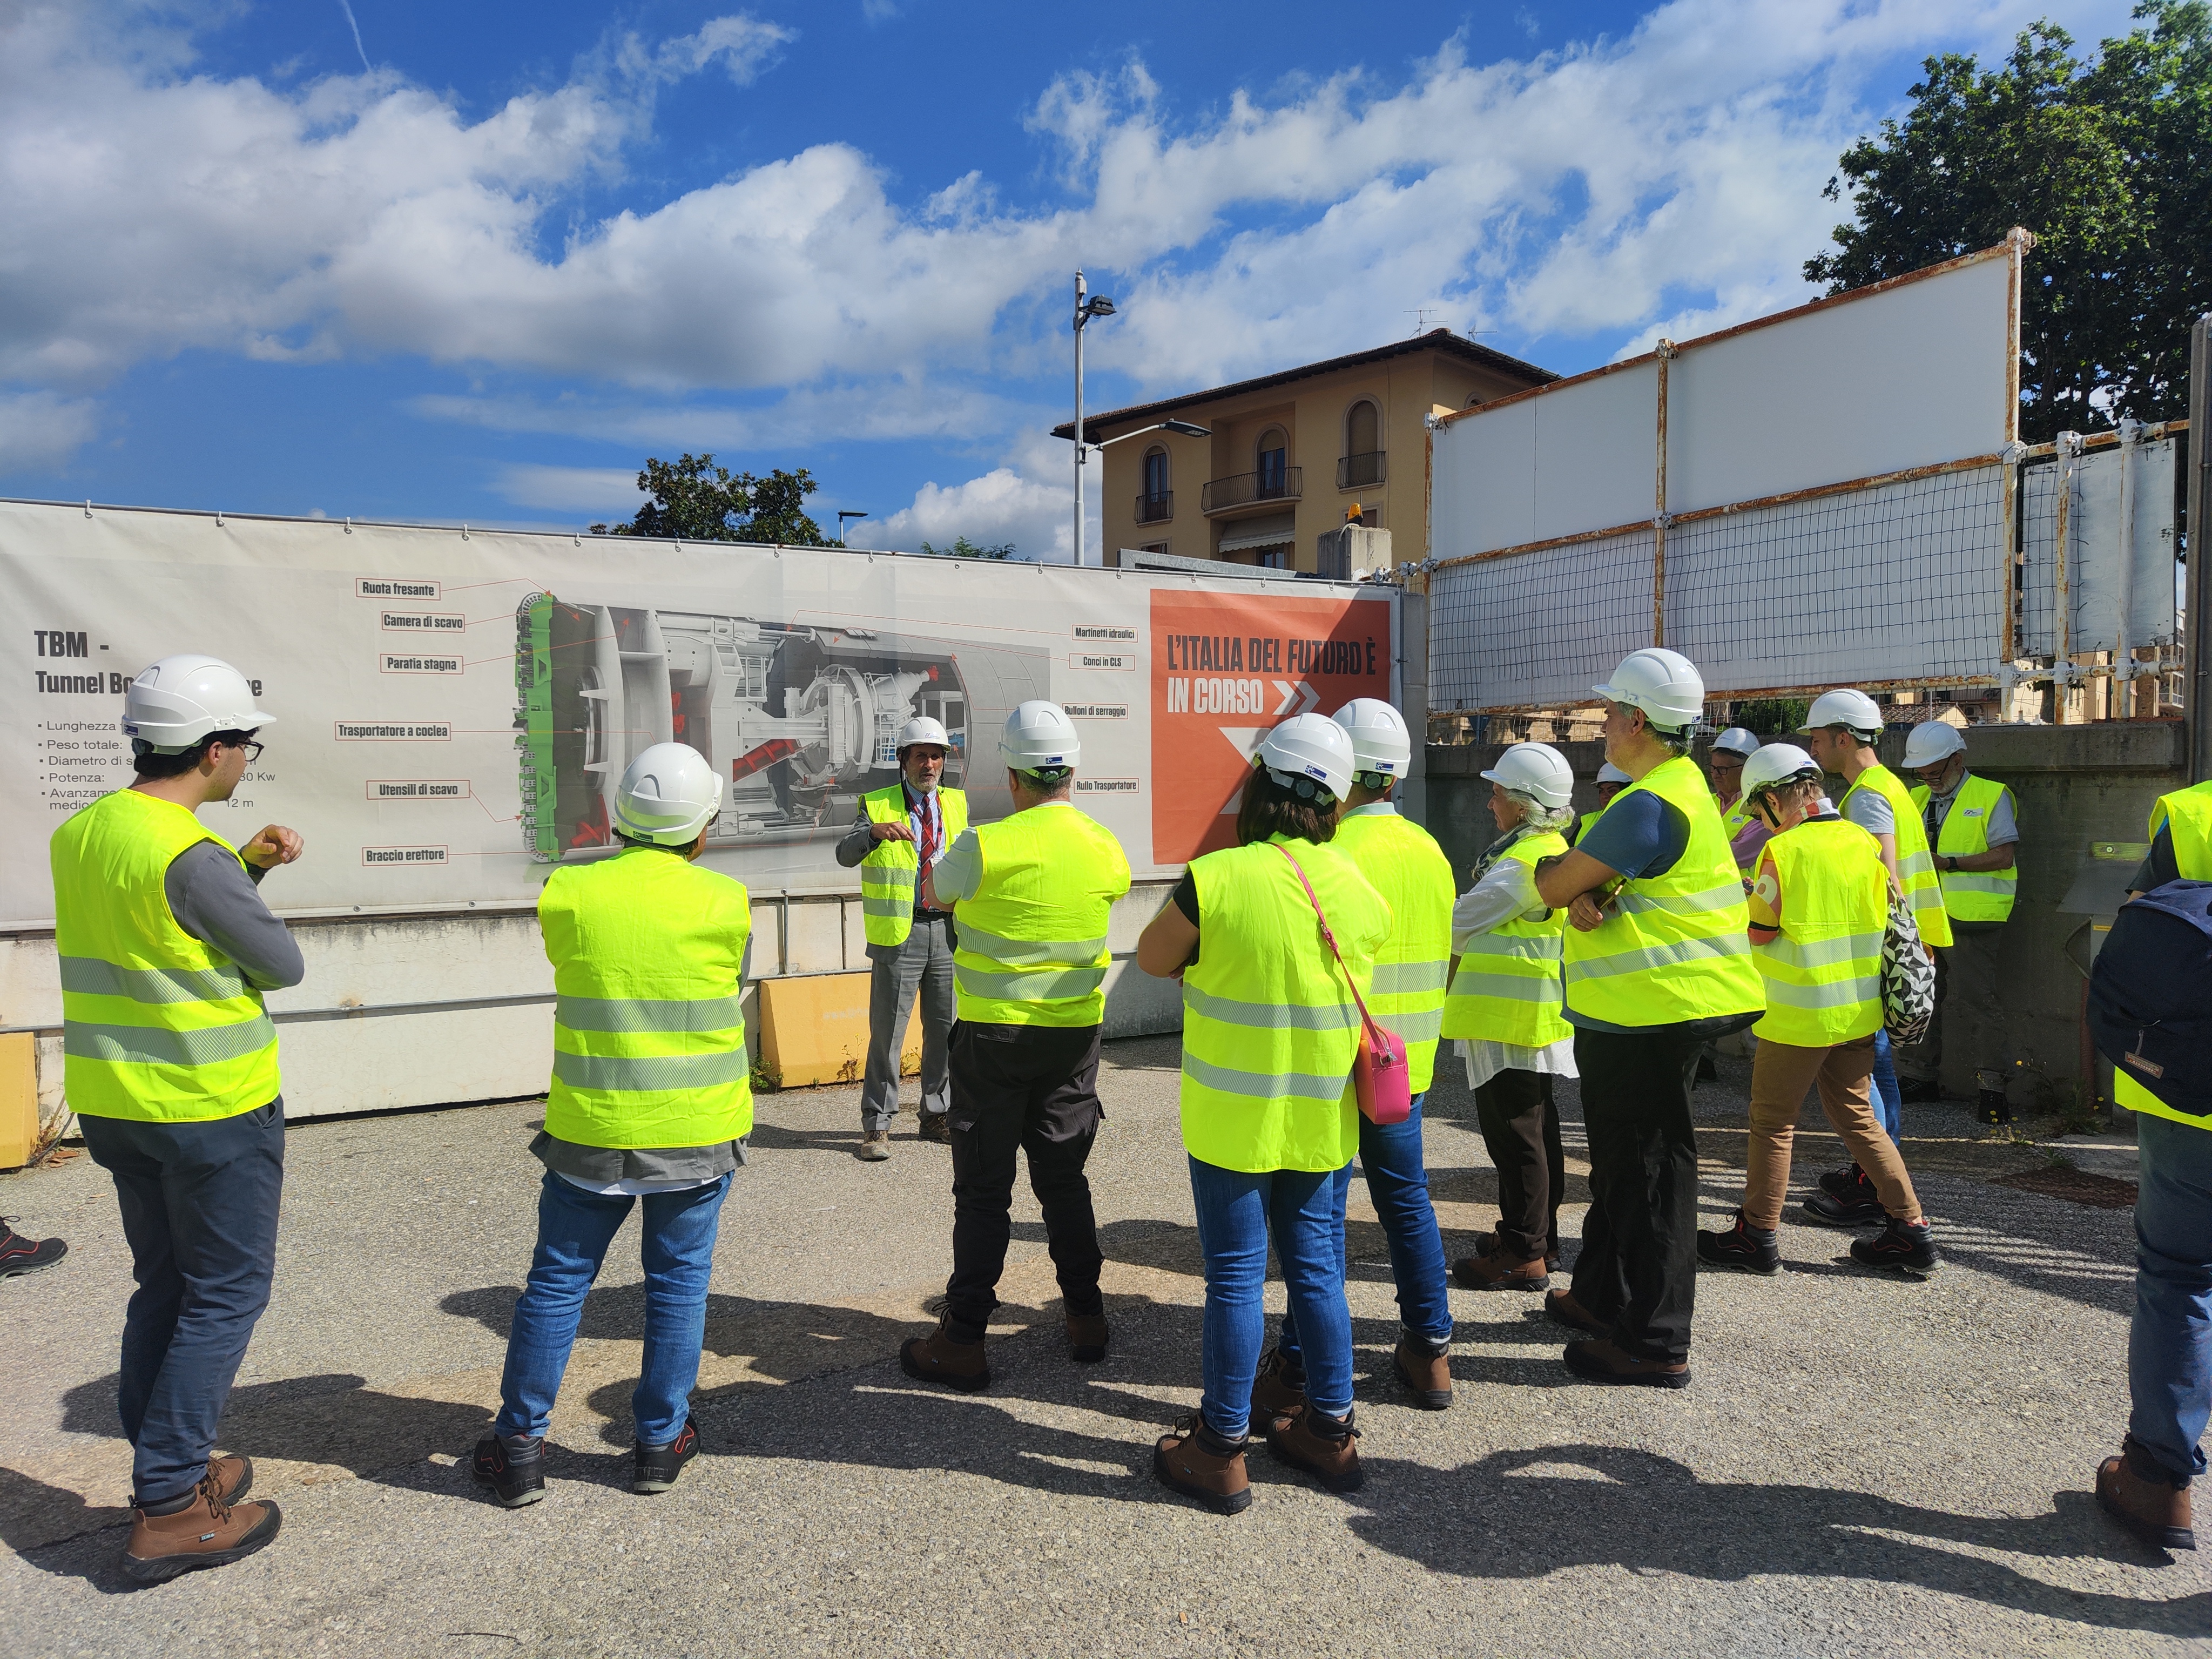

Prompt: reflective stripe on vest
xmin=949 ymin=802 xmax=1130 ymax=1027
xmin=1179 ymin=836 xmax=1388 ymax=1174
xmin=2117 ymin=782 xmax=2212 ymax=1131
xmin=1331 ymin=810 xmax=1455 ymax=1092
xmin=1750 ymin=817 xmax=1885 ymax=1046
xmin=52 ymin=789 xmax=282 ymax=1123
xmin=1907 ymin=773 xmax=2018 ymax=923
xmin=541 ymin=846 xmax=754 ymax=1148
xmin=1442 ymin=829 xmax=1572 ymax=1049
xmin=1842 ymin=764 xmax=1953 ymax=948
xmin=859 ymin=785 xmax=968 ymax=949
xmin=1562 ymin=758 xmax=1765 ymax=1027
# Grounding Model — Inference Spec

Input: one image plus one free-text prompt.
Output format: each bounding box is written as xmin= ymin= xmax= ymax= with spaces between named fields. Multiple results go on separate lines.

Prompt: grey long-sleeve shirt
xmin=163 ymin=841 xmax=305 ymax=990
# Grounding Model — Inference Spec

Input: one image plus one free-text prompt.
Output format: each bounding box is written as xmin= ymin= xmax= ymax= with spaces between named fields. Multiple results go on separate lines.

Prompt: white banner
xmin=2 ymin=502 xmax=1398 ymax=928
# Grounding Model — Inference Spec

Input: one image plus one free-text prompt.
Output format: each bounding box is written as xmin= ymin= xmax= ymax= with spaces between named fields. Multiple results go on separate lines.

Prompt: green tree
xmin=918 ymin=535 xmax=1021 ymax=560
xmin=1804 ymin=2 xmax=2211 ymax=440
xmin=590 ymin=453 xmax=827 ymax=544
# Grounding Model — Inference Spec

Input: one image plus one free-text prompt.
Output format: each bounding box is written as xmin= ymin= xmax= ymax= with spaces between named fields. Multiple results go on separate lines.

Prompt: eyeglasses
xmin=221 ymin=739 xmax=265 ymax=763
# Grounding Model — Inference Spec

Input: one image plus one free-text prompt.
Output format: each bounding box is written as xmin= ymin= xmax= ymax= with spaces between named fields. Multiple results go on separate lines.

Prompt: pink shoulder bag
xmin=1273 ymin=845 xmax=1413 ymax=1125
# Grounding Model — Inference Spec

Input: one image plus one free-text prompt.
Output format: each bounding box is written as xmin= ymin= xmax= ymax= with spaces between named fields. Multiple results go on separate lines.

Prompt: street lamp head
xmin=1080 ymin=296 xmax=1117 ymax=320
xmin=1162 ymin=420 xmax=1210 ymax=437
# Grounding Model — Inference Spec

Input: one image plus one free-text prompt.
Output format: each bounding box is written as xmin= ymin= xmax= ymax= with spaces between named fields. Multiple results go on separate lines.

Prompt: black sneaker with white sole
xmin=1695 ymin=1210 xmax=1781 ymax=1275
xmin=1851 ymin=1217 xmax=1939 ymax=1278
xmin=633 ymin=1419 xmax=700 ymax=1494
xmin=1803 ymin=1188 xmax=1885 ymax=1228
xmin=472 ymin=1432 xmax=547 ymax=1507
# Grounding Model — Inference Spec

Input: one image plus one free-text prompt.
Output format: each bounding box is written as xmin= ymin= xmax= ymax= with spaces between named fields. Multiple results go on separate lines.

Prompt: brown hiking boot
xmin=1265 ymin=1401 xmax=1363 ymax=1493
xmin=1453 ymin=1249 xmax=1550 ymax=1292
xmin=2097 ymin=1443 xmax=2196 ymax=1552
xmin=123 ymin=1472 xmax=281 ymax=1584
xmin=899 ymin=1318 xmax=989 ymax=1392
xmin=857 ymin=1131 xmax=891 ymax=1162
xmin=1393 ymin=1336 xmax=1453 ymax=1410
xmin=206 ymin=1454 xmax=252 ymax=1507
xmin=1248 ymin=1347 xmax=1305 ymax=1437
xmin=1563 ymin=1336 xmax=1690 ymax=1390
xmin=1543 ymin=1287 xmax=1608 ymax=1336
xmin=916 ymin=1112 xmax=952 ymax=1144
xmin=1065 ymin=1310 xmax=1109 ymax=1363
xmin=1472 ymin=1228 xmax=1560 ymax=1273
xmin=1154 ymin=1414 xmax=1251 ymax=1514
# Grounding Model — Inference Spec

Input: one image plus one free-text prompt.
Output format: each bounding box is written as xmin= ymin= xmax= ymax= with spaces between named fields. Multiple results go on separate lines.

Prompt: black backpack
xmin=2088 ymin=879 xmax=2212 ymax=1117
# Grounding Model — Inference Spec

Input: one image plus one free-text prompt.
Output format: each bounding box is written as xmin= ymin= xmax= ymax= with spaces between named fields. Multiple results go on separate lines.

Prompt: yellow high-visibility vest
xmin=1442 ymin=830 xmax=1571 ymax=1050
xmin=949 ymin=802 xmax=1131 ymax=1028
xmin=1331 ymin=808 xmax=1453 ymax=1094
xmin=1840 ymin=763 xmax=1954 ymax=948
xmin=2115 ymin=780 xmax=2212 ymax=1132
xmin=859 ymin=784 xmax=968 ymax=949
xmin=52 ymin=789 xmax=282 ymax=1123
xmin=1907 ymin=773 xmax=2018 ymax=923
xmin=1179 ymin=835 xmax=1390 ymax=1174
xmin=1751 ymin=817 xmax=1886 ymax=1047
xmin=540 ymin=846 xmax=753 ymax=1149
xmin=1562 ymin=757 xmax=1765 ymax=1028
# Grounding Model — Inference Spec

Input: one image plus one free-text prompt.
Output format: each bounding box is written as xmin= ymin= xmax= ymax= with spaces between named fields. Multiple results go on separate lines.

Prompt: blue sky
xmin=0 ymin=0 xmax=2137 ymax=558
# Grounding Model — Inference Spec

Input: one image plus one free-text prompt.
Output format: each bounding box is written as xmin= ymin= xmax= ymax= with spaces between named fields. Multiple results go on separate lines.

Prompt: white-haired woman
xmin=1444 ymin=743 xmax=1579 ymax=1296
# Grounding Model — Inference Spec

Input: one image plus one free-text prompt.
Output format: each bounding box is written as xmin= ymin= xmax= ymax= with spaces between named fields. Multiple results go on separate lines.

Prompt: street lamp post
xmin=837 ymin=510 xmax=868 ymax=548
xmin=1072 ymin=271 xmax=1116 ymax=566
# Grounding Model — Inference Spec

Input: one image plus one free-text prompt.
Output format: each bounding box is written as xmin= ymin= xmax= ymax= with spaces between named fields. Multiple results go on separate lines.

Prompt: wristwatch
xmin=1944 ymin=855 xmax=1959 ymax=872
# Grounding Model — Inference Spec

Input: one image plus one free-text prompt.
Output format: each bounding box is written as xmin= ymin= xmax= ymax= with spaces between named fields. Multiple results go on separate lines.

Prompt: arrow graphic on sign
xmin=1271 ymin=680 xmax=1321 ymax=717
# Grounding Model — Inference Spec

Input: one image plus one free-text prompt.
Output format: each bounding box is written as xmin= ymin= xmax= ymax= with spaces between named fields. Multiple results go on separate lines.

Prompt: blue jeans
xmin=1186 ymin=1155 xmax=1352 ymax=1438
xmin=1279 ymin=1094 xmax=1453 ymax=1367
xmin=1870 ymin=1029 xmax=1903 ymax=1143
xmin=2129 ymin=1114 xmax=2212 ymax=1482
xmin=495 ymin=1170 xmax=732 ymax=1447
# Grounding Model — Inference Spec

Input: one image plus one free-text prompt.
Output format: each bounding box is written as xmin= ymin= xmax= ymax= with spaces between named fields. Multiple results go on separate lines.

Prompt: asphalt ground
xmin=2 ymin=1037 xmax=2204 ymax=1657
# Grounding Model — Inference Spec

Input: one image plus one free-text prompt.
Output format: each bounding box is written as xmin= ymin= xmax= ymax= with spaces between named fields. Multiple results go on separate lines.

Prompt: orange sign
xmin=1150 ymin=589 xmax=1395 ymax=864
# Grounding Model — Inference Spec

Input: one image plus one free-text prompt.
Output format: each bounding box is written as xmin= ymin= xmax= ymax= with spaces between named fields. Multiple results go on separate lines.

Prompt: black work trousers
xmin=79 ymin=1099 xmax=286 ymax=1506
xmin=943 ymin=1021 xmax=1105 ymax=1343
xmin=1474 ymin=1068 xmax=1564 ymax=1263
xmin=1568 ymin=1027 xmax=1704 ymax=1365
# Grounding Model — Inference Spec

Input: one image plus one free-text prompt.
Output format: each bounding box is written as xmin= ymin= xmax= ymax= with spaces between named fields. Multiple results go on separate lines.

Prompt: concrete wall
xmin=1420 ymin=721 xmax=2187 ymax=1108
xmin=2 ymin=879 xmax=1183 ymax=1130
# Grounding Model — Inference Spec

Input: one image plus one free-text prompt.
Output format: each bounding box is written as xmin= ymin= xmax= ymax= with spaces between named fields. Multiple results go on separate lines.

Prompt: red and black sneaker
xmin=471 ymin=1432 xmax=546 ymax=1507
xmin=0 ymin=1219 xmax=66 ymax=1278
xmin=1850 ymin=1217 xmax=1940 ymax=1279
xmin=1695 ymin=1210 xmax=1780 ymax=1276
xmin=633 ymin=1419 xmax=700 ymax=1495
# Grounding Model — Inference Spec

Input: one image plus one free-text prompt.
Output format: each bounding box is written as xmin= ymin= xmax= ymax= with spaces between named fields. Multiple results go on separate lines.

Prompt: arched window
xmin=1257 ymin=427 xmax=1289 ymax=497
xmin=1138 ymin=446 xmax=1171 ymax=524
xmin=1340 ymin=400 xmax=1384 ymax=488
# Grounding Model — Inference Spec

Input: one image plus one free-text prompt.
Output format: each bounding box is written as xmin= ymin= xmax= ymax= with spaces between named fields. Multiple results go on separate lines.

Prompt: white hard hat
xmin=896 ymin=716 xmax=950 ymax=753
xmin=999 ymin=700 xmax=1081 ymax=774
xmin=1902 ymin=721 xmax=1967 ymax=767
xmin=1596 ymin=762 xmax=1631 ymax=786
xmin=1593 ymin=648 xmax=1705 ymax=732
xmin=1481 ymin=742 xmax=1573 ymax=810
xmin=1255 ymin=713 xmax=1354 ymax=805
xmin=1799 ymin=688 xmax=1884 ymax=739
xmin=615 ymin=743 xmax=724 ymax=845
xmin=122 ymin=653 xmax=276 ymax=753
xmin=1741 ymin=743 xmax=1822 ymax=800
xmin=1331 ymin=698 xmax=1412 ymax=781
xmin=1711 ymin=727 xmax=1761 ymax=759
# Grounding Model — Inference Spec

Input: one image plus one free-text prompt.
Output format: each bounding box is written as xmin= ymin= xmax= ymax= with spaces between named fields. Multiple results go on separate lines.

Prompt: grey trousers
xmin=860 ymin=912 xmax=955 ymax=1131
xmin=1894 ymin=921 xmax=2007 ymax=1091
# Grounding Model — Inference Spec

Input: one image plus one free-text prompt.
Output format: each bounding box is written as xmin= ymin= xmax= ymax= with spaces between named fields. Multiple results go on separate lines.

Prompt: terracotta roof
xmin=1050 ymin=329 xmax=1556 ymax=441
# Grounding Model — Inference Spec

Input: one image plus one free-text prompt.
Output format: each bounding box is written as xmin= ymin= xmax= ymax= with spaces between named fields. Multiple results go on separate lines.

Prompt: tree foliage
xmin=917 ymin=535 xmax=1020 ymax=560
xmin=590 ymin=453 xmax=827 ymax=544
xmin=1804 ymin=1 xmax=2211 ymax=440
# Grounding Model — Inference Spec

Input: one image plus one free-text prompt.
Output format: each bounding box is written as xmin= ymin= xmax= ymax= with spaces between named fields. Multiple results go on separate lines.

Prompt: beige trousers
xmin=1743 ymin=1033 xmax=1923 ymax=1232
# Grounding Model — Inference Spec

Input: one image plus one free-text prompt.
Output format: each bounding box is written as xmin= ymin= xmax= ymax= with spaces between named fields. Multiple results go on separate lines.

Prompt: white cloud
xmin=876 ymin=433 xmax=1092 ymax=563
xmin=413 ymin=379 xmax=1021 ymax=451
xmin=489 ymin=463 xmax=645 ymax=517
xmin=0 ymin=389 xmax=99 ymax=472
xmin=0 ymin=0 xmax=2137 ymax=425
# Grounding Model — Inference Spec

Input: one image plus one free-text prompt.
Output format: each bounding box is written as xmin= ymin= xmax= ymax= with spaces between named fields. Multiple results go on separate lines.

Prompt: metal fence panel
xmin=1664 ymin=462 xmax=2009 ymax=694
xmin=2019 ymin=437 xmax=2180 ymax=658
xmin=1428 ymin=526 xmax=1655 ymax=711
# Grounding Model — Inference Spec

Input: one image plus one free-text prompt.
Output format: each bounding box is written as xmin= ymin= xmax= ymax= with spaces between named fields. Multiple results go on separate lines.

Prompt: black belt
xmin=914 ymin=909 xmax=953 ymax=921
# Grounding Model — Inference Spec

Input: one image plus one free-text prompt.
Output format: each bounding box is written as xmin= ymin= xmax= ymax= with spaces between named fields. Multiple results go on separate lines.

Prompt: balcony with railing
xmin=1201 ymin=466 xmax=1304 ymax=517
xmin=1134 ymin=491 xmax=1173 ymax=525
xmin=1337 ymin=451 xmax=1386 ymax=489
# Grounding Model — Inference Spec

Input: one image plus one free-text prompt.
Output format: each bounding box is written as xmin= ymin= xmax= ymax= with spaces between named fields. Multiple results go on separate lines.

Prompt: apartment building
xmin=1054 ymin=329 xmax=1554 ymax=572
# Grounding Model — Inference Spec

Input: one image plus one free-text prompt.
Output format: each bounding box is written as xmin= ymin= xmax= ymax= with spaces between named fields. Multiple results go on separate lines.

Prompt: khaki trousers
xmin=1744 ymin=1034 xmax=1922 ymax=1232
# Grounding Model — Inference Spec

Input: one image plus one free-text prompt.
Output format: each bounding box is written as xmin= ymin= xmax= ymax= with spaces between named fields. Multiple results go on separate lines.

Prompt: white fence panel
xmin=2018 ymin=437 xmax=2181 ymax=659
xmin=1429 ymin=527 xmax=1654 ymax=711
